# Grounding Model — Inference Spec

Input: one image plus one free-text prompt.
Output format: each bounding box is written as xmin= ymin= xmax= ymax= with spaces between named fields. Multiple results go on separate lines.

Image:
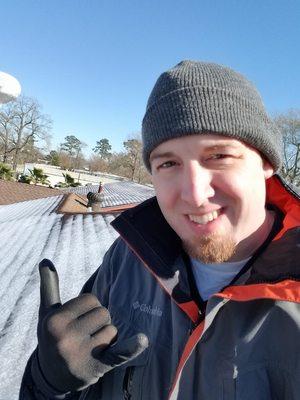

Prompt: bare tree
xmin=88 ymin=154 xmax=108 ymax=173
xmin=123 ymin=138 xmax=142 ymax=181
xmin=107 ymin=135 xmax=151 ymax=184
xmin=274 ymin=109 xmax=300 ymax=186
xmin=57 ymin=151 xmax=73 ymax=170
xmin=0 ymin=105 xmax=13 ymax=163
xmin=107 ymin=152 xmax=131 ymax=178
xmin=0 ymin=96 xmax=52 ymax=170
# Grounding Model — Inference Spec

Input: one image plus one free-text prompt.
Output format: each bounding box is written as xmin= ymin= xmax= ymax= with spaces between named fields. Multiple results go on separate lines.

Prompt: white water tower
xmin=0 ymin=71 xmax=21 ymax=104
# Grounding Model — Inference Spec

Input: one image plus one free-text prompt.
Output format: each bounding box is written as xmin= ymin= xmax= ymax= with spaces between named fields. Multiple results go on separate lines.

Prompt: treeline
xmin=48 ymin=135 xmax=150 ymax=184
xmin=1 ymin=96 xmax=300 ymax=186
xmin=0 ymin=96 xmax=150 ymax=184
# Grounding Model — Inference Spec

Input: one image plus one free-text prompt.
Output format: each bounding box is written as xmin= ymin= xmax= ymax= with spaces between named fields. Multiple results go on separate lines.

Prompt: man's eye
xmin=158 ymin=161 xmax=176 ymax=169
xmin=208 ymin=154 xmax=231 ymax=160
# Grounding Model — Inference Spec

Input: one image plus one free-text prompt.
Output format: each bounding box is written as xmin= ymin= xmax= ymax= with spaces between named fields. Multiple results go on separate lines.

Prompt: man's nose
xmin=180 ymin=162 xmax=214 ymax=207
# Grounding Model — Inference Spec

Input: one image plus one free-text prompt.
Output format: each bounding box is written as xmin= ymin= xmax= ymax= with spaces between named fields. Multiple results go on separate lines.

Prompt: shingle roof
xmin=0 ymin=179 xmax=62 ymax=205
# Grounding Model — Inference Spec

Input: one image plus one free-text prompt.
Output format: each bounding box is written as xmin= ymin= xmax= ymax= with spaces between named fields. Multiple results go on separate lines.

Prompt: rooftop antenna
xmin=0 ymin=71 xmax=21 ymax=105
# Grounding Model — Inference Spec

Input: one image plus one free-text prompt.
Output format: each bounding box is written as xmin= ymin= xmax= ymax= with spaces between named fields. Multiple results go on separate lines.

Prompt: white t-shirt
xmin=191 ymin=257 xmax=251 ymax=301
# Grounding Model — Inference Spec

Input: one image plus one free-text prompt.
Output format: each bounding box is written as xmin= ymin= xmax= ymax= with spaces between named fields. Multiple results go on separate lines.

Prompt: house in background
xmin=0 ymin=179 xmax=155 ymax=400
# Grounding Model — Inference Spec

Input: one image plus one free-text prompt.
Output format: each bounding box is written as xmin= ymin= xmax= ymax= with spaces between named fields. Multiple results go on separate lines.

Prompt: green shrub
xmin=0 ymin=163 xmax=13 ymax=181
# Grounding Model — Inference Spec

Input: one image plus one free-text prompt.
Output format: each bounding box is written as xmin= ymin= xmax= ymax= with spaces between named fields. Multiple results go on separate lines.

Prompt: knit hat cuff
xmin=142 ymin=85 xmax=282 ymax=172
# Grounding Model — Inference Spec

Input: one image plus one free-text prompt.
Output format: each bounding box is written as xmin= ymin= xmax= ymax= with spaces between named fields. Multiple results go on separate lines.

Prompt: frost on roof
xmin=0 ymin=194 xmax=64 ymax=222
xmin=63 ymin=180 xmax=155 ymax=207
xmin=0 ymin=195 xmax=119 ymax=399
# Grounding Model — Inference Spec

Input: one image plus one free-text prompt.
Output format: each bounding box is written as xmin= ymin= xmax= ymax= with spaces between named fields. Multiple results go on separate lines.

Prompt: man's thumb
xmin=96 ymin=333 xmax=149 ymax=369
xmin=39 ymin=259 xmax=62 ymax=318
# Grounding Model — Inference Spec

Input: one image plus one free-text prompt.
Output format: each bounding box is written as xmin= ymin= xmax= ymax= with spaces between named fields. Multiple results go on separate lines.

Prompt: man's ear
xmin=263 ymin=159 xmax=274 ymax=179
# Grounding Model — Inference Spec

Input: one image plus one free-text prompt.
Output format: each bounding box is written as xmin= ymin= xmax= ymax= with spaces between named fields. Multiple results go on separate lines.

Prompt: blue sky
xmin=1 ymin=0 xmax=299 ymax=154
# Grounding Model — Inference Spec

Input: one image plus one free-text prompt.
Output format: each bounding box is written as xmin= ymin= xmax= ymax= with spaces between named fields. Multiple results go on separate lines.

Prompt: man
xmin=20 ymin=61 xmax=300 ymax=399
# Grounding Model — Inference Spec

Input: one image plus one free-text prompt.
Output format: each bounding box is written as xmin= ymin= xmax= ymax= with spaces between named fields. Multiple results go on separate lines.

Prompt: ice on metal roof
xmin=0 ymin=195 xmax=119 ymax=399
xmin=62 ymin=180 xmax=155 ymax=207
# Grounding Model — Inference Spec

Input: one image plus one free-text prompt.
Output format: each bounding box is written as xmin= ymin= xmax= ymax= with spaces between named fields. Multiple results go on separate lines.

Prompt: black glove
xmin=37 ymin=259 xmax=148 ymax=393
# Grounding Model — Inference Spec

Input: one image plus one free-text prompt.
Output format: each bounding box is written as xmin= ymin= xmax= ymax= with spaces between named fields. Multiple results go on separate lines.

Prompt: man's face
xmin=150 ymin=134 xmax=274 ymax=263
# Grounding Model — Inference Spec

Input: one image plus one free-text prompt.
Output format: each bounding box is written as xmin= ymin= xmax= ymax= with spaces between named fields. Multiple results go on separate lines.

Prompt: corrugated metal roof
xmin=0 ymin=195 xmax=119 ymax=399
xmin=62 ymin=180 xmax=155 ymax=207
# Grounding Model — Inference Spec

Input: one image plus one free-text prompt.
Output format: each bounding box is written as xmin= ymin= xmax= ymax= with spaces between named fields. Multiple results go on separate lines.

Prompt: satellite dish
xmin=0 ymin=71 xmax=21 ymax=104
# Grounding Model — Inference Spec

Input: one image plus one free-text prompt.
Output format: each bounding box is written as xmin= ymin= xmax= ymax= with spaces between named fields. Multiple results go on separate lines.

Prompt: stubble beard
xmin=182 ymin=233 xmax=236 ymax=263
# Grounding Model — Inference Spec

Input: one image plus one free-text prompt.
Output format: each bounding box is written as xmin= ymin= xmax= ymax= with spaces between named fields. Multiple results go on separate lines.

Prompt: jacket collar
xmin=111 ymin=196 xmax=182 ymax=279
xmin=111 ymin=196 xmax=197 ymax=315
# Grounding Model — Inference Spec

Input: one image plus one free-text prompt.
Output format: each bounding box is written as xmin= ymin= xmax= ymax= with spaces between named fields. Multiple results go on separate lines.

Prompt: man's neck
xmin=229 ymin=209 xmax=276 ymax=262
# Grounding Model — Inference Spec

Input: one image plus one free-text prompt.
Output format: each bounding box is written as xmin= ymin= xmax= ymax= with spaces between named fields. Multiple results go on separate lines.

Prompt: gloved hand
xmin=37 ymin=259 xmax=149 ymax=393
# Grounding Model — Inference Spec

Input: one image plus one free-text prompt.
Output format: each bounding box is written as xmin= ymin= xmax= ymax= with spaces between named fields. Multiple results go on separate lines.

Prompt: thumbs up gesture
xmin=37 ymin=259 xmax=148 ymax=393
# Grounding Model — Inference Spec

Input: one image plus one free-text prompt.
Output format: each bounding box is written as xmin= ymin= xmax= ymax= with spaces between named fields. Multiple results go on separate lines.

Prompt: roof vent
xmin=87 ymin=191 xmax=104 ymax=212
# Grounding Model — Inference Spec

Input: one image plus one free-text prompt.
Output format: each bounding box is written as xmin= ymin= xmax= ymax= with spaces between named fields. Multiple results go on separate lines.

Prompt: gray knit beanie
xmin=142 ymin=60 xmax=282 ymax=172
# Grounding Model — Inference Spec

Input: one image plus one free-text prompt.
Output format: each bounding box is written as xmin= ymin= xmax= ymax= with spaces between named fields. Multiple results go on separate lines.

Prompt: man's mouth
xmin=188 ymin=209 xmax=221 ymax=225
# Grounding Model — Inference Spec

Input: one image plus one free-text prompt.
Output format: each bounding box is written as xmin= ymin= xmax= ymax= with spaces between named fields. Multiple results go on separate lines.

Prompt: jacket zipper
xmin=123 ymin=366 xmax=134 ymax=399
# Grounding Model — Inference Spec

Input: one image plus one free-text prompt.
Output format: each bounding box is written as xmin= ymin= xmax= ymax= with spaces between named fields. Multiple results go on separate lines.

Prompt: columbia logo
xmin=132 ymin=301 xmax=163 ymax=317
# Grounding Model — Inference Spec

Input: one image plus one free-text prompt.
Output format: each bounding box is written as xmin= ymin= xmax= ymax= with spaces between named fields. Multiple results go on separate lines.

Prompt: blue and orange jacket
xmin=20 ymin=175 xmax=300 ymax=400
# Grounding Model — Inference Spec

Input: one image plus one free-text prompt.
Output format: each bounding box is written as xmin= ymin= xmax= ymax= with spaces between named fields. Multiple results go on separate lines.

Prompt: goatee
xmin=182 ymin=233 xmax=236 ymax=263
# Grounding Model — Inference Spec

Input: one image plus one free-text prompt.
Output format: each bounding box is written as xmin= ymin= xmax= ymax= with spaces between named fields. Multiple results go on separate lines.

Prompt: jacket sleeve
xmin=19 ymin=350 xmax=79 ymax=400
xmin=18 ymin=238 xmax=121 ymax=400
